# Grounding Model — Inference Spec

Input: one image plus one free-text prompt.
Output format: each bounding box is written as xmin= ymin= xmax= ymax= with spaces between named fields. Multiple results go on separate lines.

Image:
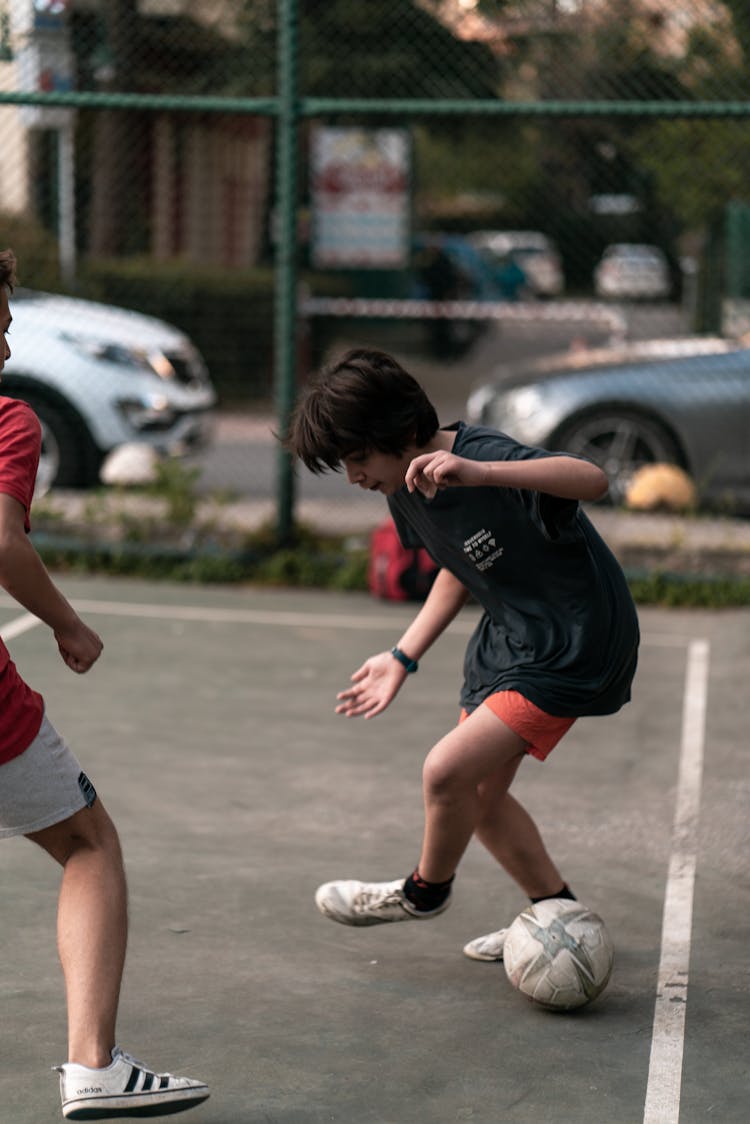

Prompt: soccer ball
xmin=503 ymin=898 xmax=614 ymax=1011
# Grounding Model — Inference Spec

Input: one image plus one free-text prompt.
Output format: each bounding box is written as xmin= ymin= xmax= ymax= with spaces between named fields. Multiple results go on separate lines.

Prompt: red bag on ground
xmin=368 ymin=517 xmax=439 ymax=602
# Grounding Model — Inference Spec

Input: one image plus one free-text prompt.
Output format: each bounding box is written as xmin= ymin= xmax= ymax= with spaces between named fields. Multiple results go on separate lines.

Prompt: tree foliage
xmin=231 ymin=0 xmax=499 ymax=98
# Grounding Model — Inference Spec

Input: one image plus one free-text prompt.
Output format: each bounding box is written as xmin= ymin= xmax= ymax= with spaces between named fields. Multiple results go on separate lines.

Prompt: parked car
xmin=466 ymin=338 xmax=750 ymax=511
xmin=412 ymin=233 xmax=505 ymax=303
xmin=4 ymin=288 xmax=217 ymax=490
xmin=468 ymin=230 xmax=564 ymax=298
xmin=593 ymin=243 xmax=671 ymax=300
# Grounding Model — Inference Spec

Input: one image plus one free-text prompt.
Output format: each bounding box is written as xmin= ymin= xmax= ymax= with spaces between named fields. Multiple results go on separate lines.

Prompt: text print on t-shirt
xmin=463 ymin=528 xmax=504 ymax=572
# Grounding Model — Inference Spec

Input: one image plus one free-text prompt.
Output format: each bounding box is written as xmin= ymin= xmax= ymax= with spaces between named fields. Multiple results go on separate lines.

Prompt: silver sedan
xmin=466 ymin=338 xmax=750 ymax=511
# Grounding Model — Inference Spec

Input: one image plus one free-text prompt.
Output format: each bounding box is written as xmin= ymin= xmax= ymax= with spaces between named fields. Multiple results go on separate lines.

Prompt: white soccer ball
xmin=503 ymin=898 xmax=614 ymax=1011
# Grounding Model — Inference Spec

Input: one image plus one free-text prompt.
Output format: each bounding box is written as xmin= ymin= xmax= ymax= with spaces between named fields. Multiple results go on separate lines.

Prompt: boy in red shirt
xmin=0 ymin=249 xmax=209 ymax=1120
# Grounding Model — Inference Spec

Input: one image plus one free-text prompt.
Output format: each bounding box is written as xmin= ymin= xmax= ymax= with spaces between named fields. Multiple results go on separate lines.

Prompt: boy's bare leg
xmin=417 ymin=706 xmax=528 ymax=884
xmin=27 ymin=801 xmax=128 ymax=1068
xmin=474 ymin=772 xmax=566 ymax=899
xmin=418 ymin=705 xmax=565 ymax=896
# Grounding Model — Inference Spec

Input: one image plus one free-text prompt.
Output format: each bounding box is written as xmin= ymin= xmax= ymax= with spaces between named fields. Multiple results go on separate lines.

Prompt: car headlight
xmin=502 ymin=386 xmax=544 ymax=422
xmin=62 ymin=333 xmax=178 ymax=380
xmin=117 ymin=394 xmax=177 ymax=431
xmin=469 ymin=384 xmax=544 ymax=428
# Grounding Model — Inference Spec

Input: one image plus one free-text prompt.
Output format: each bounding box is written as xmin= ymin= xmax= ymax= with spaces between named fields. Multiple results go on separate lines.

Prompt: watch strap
xmin=391 ymin=646 xmax=418 ymax=674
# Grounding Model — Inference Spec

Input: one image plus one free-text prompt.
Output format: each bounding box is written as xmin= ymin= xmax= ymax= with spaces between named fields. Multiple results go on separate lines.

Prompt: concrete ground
xmin=0 ymin=576 xmax=747 ymax=1123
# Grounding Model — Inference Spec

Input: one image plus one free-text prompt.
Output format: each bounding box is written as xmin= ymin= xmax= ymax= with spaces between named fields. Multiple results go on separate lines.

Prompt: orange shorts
xmin=460 ymin=690 xmax=575 ymax=761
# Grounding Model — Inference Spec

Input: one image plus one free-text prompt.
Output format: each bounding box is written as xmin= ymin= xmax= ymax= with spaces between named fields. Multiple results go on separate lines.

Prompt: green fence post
xmin=725 ymin=199 xmax=750 ymax=300
xmin=273 ymin=0 xmax=299 ymax=545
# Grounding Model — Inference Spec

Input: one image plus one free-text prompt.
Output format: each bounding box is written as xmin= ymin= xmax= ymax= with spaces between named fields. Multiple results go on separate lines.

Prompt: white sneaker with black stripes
xmin=56 ymin=1045 xmax=209 ymax=1119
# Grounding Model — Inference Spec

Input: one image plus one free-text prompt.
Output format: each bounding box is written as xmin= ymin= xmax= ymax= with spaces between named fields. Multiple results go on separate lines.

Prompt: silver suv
xmin=5 ymin=289 xmax=217 ymax=490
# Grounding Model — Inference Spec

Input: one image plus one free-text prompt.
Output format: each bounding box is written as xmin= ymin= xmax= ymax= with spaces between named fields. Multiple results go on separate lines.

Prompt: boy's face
xmin=0 ymin=286 xmax=10 ymax=378
xmin=342 ymin=448 xmax=411 ymax=496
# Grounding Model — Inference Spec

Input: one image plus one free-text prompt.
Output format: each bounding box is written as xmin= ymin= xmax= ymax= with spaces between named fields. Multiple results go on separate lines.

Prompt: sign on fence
xmin=311 ymin=126 xmax=410 ymax=269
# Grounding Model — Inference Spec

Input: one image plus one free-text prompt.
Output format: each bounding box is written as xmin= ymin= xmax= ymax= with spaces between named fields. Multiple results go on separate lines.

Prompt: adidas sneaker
xmin=56 ymin=1045 xmax=209 ymax=1119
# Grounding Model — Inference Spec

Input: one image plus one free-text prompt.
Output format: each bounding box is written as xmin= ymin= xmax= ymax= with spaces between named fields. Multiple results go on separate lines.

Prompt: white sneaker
xmin=315 ymin=878 xmax=451 ymax=926
xmin=462 ymin=928 xmax=508 ymax=961
xmin=56 ymin=1046 xmax=209 ymax=1119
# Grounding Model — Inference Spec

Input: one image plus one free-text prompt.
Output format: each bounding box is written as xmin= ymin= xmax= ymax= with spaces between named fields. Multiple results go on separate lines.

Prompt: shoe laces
xmin=115 ymin=1047 xmax=172 ymax=1078
xmin=356 ymin=883 xmax=405 ymax=911
xmin=114 ymin=1047 xmax=143 ymax=1068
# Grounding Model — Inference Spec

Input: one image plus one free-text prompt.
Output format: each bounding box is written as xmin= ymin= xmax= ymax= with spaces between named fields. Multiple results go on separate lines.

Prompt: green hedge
xmin=0 ymin=212 xmax=63 ymax=291
xmin=80 ymin=259 xmax=273 ymax=402
xmin=78 ymin=258 xmax=354 ymax=404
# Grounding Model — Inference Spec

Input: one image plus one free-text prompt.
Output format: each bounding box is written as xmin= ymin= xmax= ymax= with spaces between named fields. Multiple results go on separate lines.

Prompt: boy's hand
xmin=406 ymin=451 xmax=487 ymax=499
xmin=335 ymin=650 xmax=408 ymax=719
xmin=54 ymin=621 xmax=103 ymax=674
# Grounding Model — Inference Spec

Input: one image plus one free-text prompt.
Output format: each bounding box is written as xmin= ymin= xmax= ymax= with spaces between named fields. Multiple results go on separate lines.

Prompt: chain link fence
xmin=1 ymin=0 xmax=750 ymax=566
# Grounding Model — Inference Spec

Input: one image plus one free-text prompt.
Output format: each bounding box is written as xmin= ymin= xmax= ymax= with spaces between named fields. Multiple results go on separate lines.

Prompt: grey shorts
xmin=0 ymin=715 xmax=97 ymax=839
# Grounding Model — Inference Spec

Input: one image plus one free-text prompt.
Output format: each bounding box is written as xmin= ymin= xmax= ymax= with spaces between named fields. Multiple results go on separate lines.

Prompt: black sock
xmin=530 ymin=883 xmax=576 ymax=905
xmin=403 ymin=868 xmax=454 ymax=912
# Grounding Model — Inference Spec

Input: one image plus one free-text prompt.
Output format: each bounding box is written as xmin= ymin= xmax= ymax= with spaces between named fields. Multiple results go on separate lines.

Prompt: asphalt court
xmin=0 ymin=575 xmax=747 ymax=1124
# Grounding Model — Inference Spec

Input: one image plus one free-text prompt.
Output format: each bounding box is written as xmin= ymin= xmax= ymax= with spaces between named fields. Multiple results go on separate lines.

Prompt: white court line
xmin=0 ymin=594 xmax=696 ymax=648
xmin=65 ymin=598 xmax=445 ymax=630
xmin=0 ymin=612 xmax=42 ymax=641
xmin=2 ymin=596 xmax=475 ymax=633
xmin=643 ymin=638 xmax=710 ymax=1124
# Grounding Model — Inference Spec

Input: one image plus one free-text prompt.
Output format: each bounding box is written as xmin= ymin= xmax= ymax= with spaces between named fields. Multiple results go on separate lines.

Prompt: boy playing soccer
xmin=0 ymin=249 xmax=209 ymax=1119
xmin=287 ymin=347 xmax=639 ymax=955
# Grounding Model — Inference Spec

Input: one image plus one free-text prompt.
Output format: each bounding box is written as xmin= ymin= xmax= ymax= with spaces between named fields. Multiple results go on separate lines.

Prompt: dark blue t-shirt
xmin=387 ymin=422 xmax=639 ymax=717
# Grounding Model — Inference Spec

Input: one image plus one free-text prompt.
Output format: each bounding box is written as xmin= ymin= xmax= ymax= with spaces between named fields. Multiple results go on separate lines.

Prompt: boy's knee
xmin=78 ymin=802 xmax=121 ymax=853
xmin=29 ymin=801 xmax=122 ymax=865
xmin=422 ymin=752 xmax=466 ymax=801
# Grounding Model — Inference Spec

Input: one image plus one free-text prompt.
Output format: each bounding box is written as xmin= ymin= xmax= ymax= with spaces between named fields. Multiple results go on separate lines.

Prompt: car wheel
xmin=555 ymin=409 xmax=681 ymax=506
xmin=22 ymin=397 xmax=98 ymax=492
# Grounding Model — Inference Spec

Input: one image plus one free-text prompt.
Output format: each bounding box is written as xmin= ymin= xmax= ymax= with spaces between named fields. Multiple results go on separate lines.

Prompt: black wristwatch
xmin=391 ymin=646 xmax=419 ymax=674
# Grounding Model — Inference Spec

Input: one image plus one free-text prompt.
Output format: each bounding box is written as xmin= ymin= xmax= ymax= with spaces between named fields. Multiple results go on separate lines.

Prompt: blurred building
xmin=1 ymin=0 xmax=270 ymax=269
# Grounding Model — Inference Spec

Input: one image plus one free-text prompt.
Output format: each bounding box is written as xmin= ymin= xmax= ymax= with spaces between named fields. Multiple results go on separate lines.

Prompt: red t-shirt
xmin=0 ymin=398 xmax=45 ymax=764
